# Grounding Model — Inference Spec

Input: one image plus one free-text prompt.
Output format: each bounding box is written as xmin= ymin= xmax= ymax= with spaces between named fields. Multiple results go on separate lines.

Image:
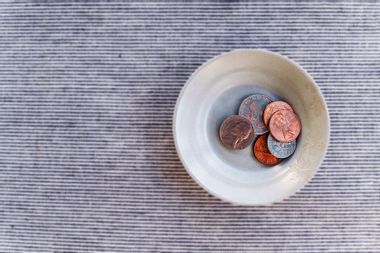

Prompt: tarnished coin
xmin=267 ymin=134 xmax=297 ymax=158
xmin=253 ymin=135 xmax=282 ymax=166
xmin=219 ymin=115 xmax=255 ymax=150
xmin=269 ymin=109 xmax=301 ymax=142
xmin=239 ymin=94 xmax=272 ymax=134
xmin=263 ymin=101 xmax=293 ymax=126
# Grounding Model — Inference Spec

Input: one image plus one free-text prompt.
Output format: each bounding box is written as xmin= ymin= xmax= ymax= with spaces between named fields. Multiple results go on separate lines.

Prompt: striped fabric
xmin=0 ymin=1 xmax=379 ymax=252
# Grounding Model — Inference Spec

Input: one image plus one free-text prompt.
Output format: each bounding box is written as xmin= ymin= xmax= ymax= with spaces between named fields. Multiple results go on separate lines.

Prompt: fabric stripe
xmin=0 ymin=1 xmax=379 ymax=252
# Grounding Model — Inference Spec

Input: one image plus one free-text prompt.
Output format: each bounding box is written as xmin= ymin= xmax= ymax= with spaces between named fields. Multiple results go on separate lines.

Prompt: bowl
xmin=173 ymin=49 xmax=329 ymax=205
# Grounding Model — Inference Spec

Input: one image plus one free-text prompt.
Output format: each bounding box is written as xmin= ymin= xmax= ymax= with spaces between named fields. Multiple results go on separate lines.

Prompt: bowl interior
xmin=174 ymin=50 xmax=329 ymax=205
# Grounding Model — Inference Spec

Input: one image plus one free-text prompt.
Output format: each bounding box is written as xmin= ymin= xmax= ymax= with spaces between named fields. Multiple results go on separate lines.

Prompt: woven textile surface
xmin=0 ymin=1 xmax=379 ymax=252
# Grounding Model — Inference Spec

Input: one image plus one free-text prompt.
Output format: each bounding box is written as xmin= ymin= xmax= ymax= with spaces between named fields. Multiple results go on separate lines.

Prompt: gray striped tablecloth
xmin=0 ymin=1 xmax=379 ymax=252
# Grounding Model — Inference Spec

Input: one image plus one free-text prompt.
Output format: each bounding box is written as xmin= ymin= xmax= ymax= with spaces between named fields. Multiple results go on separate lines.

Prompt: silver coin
xmin=267 ymin=134 xmax=297 ymax=158
xmin=238 ymin=94 xmax=272 ymax=135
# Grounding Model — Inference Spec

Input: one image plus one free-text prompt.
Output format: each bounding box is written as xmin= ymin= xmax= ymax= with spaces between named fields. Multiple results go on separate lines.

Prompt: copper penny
xmin=263 ymin=101 xmax=293 ymax=126
xmin=219 ymin=115 xmax=255 ymax=150
xmin=269 ymin=109 xmax=301 ymax=142
xmin=253 ymin=135 xmax=282 ymax=165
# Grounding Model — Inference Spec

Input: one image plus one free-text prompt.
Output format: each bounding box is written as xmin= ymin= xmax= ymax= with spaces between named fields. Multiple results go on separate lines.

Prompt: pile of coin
xmin=219 ymin=94 xmax=302 ymax=166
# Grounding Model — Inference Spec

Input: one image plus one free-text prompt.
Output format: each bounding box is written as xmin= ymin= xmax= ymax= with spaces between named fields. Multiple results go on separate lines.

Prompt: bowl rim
xmin=172 ymin=49 xmax=330 ymax=205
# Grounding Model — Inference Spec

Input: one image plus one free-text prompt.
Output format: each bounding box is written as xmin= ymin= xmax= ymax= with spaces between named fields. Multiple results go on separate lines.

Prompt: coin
xmin=253 ymin=134 xmax=282 ymax=165
xmin=239 ymin=94 xmax=272 ymax=134
xmin=269 ymin=109 xmax=301 ymax=142
xmin=263 ymin=101 xmax=293 ymax=126
xmin=267 ymin=134 xmax=297 ymax=158
xmin=219 ymin=115 xmax=255 ymax=150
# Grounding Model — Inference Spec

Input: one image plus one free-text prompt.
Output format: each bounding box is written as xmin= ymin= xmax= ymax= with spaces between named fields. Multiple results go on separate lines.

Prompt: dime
xmin=267 ymin=134 xmax=297 ymax=158
xmin=253 ymin=135 xmax=282 ymax=165
xmin=263 ymin=101 xmax=293 ymax=126
xmin=219 ymin=115 xmax=255 ymax=150
xmin=269 ymin=109 xmax=301 ymax=142
xmin=239 ymin=94 xmax=272 ymax=134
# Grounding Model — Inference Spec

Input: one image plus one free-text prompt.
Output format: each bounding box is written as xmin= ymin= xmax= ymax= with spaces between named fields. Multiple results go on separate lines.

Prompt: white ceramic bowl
xmin=173 ymin=49 xmax=329 ymax=205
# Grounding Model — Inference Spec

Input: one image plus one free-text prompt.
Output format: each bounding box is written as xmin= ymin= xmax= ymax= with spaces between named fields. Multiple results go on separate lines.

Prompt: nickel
xmin=269 ymin=109 xmax=301 ymax=142
xmin=253 ymin=134 xmax=282 ymax=166
xmin=239 ymin=94 xmax=272 ymax=134
xmin=267 ymin=134 xmax=297 ymax=158
xmin=263 ymin=101 xmax=293 ymax=126
xmin=219 ymin=115 xmax=255 ymax=150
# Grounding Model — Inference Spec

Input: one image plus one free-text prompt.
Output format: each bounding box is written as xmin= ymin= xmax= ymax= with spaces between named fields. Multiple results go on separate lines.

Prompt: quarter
xmin=239 ymin=94 xmax=272 ymax=134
